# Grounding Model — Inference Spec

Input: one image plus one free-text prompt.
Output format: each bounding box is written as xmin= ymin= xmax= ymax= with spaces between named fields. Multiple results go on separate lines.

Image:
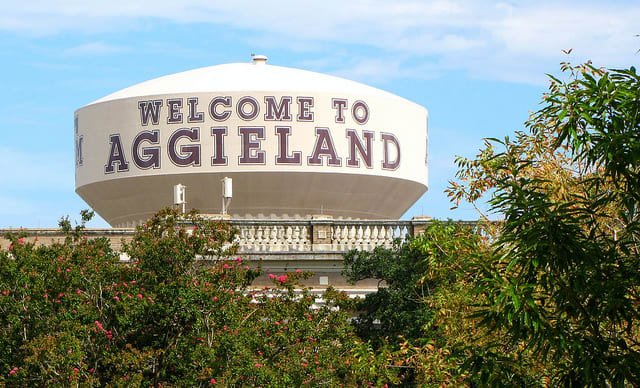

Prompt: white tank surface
xmin=74 ymin=55 xmax=428 ymax=227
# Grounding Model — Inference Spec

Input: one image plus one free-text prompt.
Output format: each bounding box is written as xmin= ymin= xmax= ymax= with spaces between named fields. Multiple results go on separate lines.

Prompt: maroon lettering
xmin=346 ymin=129 xmax=374 ymax=168
xmin=105 ymin=134 xmax=129 ymax=173
xmin=381 ymin=133 xmax=400 ymax=170
xmin=308 ymin=127 xmax=341 ymax=166
xmin=75 ymin=136 xmax=83 ymax=166
xmin=275 ymin=126 xmax=301 ymax=164
xmin=75 ymin=116 xmax=82 ymax=166
xmin=352 ymin=100 xmax=369 ymax=125
xmin=237 ymin=96 xmax=259 ymax=121
xmin=209 ymin=96 xmax=232 ymax=121
xmin=238 ymin=127 xmax=265 ymax=164
xmin=187 ymin=97 xmax=204 ymax=123
xmin=332 ymin=98 xmax=348 ymax=123
xmin=168 ymin=128 xmax=201 ymax=167
xmin=132 ymin=130 xmax=160 ymax=169
xmin=264 ymin=96 xmax=292 ymax=121
xmin=297 ymin=97 xmax=314 ymax=122
xmin=138 ymin=100 xmax=163 ymax=126
xmin=211 ymin=127 xmax=228 ymax=166
xmin=167 ymin=98 xmax=183 ymax=124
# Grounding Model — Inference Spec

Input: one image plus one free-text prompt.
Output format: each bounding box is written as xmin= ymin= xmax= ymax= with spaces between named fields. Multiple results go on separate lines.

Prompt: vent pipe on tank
xmin=222 ymin=177 xmax=232 ymax=215
xmin=174 ymin=184 xmax=186 ymax=214
xmin=251 ymin=53 xmax=268 ymax=65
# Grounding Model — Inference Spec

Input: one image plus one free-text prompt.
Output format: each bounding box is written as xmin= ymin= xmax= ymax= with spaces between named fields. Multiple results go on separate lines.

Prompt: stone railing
xmin=231 ymin=220 xmax=312 ymax=253
xmin=0 ymin=216 xmax=480 ymax=255
xmin=328 ymin=220 xmax=412 ymax=251
xmin=229 ymin=216 xmax=431 ymax=254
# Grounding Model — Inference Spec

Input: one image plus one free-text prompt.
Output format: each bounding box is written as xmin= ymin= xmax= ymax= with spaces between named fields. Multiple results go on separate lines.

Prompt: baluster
xmin=236 ymin=226 xmax=245 ymax=250
xmin=293 ymin=226 xmax=301 ymax=251
xmin=246 ymin=226 xmax=255 ymax=251
xmin=363 ymin=225 xmax=372 ymax=249
xmin=355 ymin=225 xmax=364 ymax=249
xmin=371 ymin=225 xmax=379 ymax=243
xmin=269 ymin=225 xmax=278 ymax=251
xmin=347 ymin=225 xmax=356 ymax=249
xmin=301 ymin=226 xmax=309 ymax=250
xmin=285 ymin=226 xmax=293 ymax=251
xmin=279 ymin=225 xmax=287 ymax=251
xmin=385 ymin=225 xmax=394 ymax=247
xmin=340 ymin=225 xmax=348 ymax=245
xmin=263 ymin=225 xmax=271 ymax=251
xmin=255 ymin=226 xmax=264 ymax=251
xmin=340 ymin=226 xmax=347 ymax=248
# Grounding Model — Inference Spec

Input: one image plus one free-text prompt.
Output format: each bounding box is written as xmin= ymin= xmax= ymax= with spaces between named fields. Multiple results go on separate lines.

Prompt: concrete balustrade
xmin=2 ymin=216 xmax=475 ymax=293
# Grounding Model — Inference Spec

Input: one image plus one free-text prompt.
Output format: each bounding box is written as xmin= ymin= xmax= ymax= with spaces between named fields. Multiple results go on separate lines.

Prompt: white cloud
xmin=64 ymin=41 xmax=129 ymax=56
xmin=1 ymin=1 xmax=638 ymax=83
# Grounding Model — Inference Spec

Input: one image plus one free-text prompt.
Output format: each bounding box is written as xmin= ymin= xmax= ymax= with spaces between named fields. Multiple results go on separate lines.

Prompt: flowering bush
xmin=0 ymin=208 xmax=399 ymax=386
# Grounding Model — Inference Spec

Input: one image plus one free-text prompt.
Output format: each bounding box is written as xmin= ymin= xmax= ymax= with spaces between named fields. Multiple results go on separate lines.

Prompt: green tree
xmin=343 ymin=220 xmax=489 ymax=386
xmin=450 ymin=62 xmax=640 ymax=386
xmin=1 ymin=208 xmax=401 ymax=386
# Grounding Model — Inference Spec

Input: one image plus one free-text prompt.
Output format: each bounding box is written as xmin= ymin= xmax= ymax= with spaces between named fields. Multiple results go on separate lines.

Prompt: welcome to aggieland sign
xmin=96 ymin=95 xmax=402 ymax=174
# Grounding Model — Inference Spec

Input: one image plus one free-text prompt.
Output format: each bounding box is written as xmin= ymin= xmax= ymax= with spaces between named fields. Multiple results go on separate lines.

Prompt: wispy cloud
xmin=64 ymin=41 xmax=129 ymax=56
xmin=1 ymin=1 xmax=637 ymax=83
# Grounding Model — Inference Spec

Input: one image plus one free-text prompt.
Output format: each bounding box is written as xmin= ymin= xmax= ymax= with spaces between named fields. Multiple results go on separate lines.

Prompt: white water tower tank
xmin=74 ymin=55 xmax=428 ymax=226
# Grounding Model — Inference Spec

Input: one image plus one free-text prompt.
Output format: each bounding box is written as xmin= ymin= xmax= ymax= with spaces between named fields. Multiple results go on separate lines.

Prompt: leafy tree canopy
xmin=449 ymin=61 xmax=640 ymax=386
xmin=1 ymin=208 xmax=400 ymax=387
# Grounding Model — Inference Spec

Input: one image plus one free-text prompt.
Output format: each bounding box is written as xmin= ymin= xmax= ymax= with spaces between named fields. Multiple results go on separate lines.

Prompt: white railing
xmin=329 ymin=221 xmax=411 ymax=251
xmin=2 ymin=216 xmax=456 ymax=255
xmin=230 ymin=219 xmax=414 ymax=253
xmin=231 ymin=221 xmax=312 ymax=252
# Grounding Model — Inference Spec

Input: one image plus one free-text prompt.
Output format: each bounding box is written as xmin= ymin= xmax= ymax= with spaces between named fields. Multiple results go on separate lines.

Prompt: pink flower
xmin=268 ymin=274 xmax=275 ymax=279
xmin=213 ymin=296 xmax=218 ymax=301
xmin=296 ymin=269 xmax=302 ymax=273
xmin=113 ymin=296 xmax=120 ymax=301
xmin=210 ymin=378 xmax=217 ymax=384
xmin=18 ymin=238 xmax=24 ymax=245
xmin=73 ymin=368 xmax=79 ymax=372
xmin=137 ymin=294 xmax=143 ymax=299
xmin=277 ymin=275 xmax=287 ymax=283
xmin=7 ymin=245 xmax=12 ymax=251
xmin=223 ymin=264 xmax=229 ymax=269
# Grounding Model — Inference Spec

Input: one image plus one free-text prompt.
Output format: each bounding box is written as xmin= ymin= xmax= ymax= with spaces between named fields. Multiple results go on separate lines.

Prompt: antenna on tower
xmin=173 ymin=184 xmax=186 ymax=214
xmin=222 ymin=177 xmax=232 ymax=215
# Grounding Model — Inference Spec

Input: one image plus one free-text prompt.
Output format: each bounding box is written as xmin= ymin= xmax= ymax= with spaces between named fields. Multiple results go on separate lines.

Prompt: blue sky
xmin=1 ymin=0 xmax=638 ymax=228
